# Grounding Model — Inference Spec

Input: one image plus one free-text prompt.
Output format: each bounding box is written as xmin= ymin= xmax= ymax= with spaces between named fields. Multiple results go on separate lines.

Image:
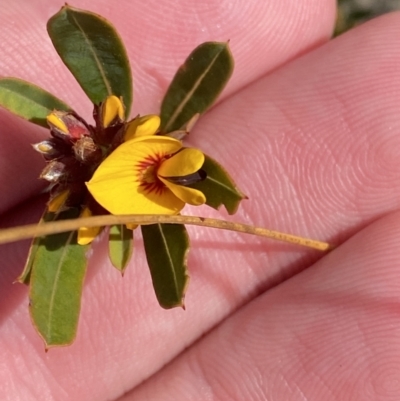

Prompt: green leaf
xmin=16 ymin=211 xmax=59 ymax=285
xmin=0 ymin=78 xmax=72 ymax=127
xmin=160 ymin=42 xmax=234 ymax=133
xmin=109 ymin=224 xmax=133 ymax=274
xmin=16 ymin=238 xmax=37 ymax=285
xmin=189 ymin=154 xmax=247 ymax=214
xmin=29 ymin=208 xmax=89 ymax=348
xmin=47 ymin=5 xmax=133 ymax=114
xmin=141 ymin=224 xmax=189 ymax=309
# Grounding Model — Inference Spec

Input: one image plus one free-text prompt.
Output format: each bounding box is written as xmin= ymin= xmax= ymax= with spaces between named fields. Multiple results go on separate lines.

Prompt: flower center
xmin=141 ymin=165 xmax=157 ymax=184
xmin=137 ymin=154 xmax=166 ymax=194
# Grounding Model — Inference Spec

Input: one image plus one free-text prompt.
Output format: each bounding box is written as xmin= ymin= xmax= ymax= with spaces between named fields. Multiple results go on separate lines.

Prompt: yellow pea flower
xmin=101 ymin=95 xmax=125 ymax=128
xmin=124 ymin=114 xmax=160 ymax=141
xmin=47 ymin=190 xmax=69 ymax=212
xmin=86 ymin=136 xmax=206 ymax=215
xmin=77 ymin=206 xmax=102 ymax=245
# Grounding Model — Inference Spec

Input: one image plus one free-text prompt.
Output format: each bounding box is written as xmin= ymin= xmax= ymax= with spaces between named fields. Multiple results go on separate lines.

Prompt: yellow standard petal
xmin=47 ymin=190 xmax=69 ymax=212
xmin=124 ymin=115 xmax=160 ymax=141
xmin=86 ymin=136 xmax=185 ymax=215
xmin=102 ymin=95 xmax=125 ymax=128
xmin=158 ymin=148 xmax=204 ymax=177
xmin=159 ymin=177 xmax=206 ymax=206
xmin=47 ymin=112 xmax=68 ymax=134
xmin=77 ymin=207 xmax=102 ymax=245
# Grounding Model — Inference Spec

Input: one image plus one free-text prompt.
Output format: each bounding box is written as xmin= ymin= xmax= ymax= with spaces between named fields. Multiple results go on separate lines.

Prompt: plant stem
xmin=0 ymin=214 xmax=332 ymax=251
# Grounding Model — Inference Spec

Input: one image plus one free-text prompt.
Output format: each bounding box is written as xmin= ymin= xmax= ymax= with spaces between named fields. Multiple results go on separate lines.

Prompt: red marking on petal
xmin=136 ymin=152 xmax=168 ymax=195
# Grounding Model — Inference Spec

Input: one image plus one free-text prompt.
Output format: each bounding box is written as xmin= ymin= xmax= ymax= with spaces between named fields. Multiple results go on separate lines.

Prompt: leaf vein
xmin=46 ymin=231 xmax=74 ymax=340
xmin=207 ymin=176 xmax=239 ymax=196
xmin=164 ymin=47 xmax=223 ymax=132
xmin=158 ymin=224 xmax=179 ymax=296
xmin=69 ymin=12 xmax=112 ymax=96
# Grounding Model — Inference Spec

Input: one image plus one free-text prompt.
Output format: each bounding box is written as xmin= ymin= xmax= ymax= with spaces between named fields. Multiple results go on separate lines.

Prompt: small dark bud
xmin=40 ymin=160 xmax=67 ymax=182
xmin=73 ymin=137 xmax=102 ymax=164
xmin=32 ymin=138 xmax=70 ymax=160
xmin=47 ymin=111 xmax=90 ymax=141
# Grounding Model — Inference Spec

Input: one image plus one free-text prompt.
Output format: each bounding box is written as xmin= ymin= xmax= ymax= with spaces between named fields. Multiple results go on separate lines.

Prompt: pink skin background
xmin=1 ymin=0 xmax=400 ymax=400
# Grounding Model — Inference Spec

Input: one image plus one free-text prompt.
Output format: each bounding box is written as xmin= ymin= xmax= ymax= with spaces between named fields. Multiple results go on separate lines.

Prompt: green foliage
xmin=109 ymin=225 xmax=133 ymax=274
xmin=47 ymin=5 xmax=133 ymax=114
xmin=160 ymin=42 xmax=234 ymax=133
xmin=189 ymin=154 xmax=247 ymax=214
xmin=16 ymin=212 xmax=60 ymax=285
xmin=3 ymin=5 xmax=243 ymax=347
xmin=141 ymin=224 xmax=190 ymax=308
xmin=0 ymin=78 xmax=71 ymax=127
xmin=29 ymin=209 xmax=89 ymax=348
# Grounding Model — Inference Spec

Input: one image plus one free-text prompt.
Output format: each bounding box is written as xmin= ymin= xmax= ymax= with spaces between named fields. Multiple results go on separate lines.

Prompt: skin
xmin=1 ymin=0 xmax=400 ymax=400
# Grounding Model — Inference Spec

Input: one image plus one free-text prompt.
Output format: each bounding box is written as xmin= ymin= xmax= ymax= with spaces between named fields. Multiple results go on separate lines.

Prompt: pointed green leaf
xmin=17 ymin=237 xmax=37 ymax=285
xmin=47 ymin=5 xmax=133 ymax=114
xmin=189 ymin=154 xmax=247 ymax=214
xmin=0 ymin=78 xmax=72 ymax=127
xmin=160 ymin=42 xmax=234 ymax=133
xmin=109 ymin=224 xmax=133 ymax=274
xmin=16 ymin=211 xmax=59 ymax=285
xmin=141 ymin=224 xmax=189 ymax=309
xmin=29 ymin=208 xmax=89 ymax=348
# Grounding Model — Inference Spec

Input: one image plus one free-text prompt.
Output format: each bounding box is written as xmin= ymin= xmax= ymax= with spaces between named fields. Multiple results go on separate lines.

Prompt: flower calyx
xmin=47 ymin=111 xmax=91 ymax=141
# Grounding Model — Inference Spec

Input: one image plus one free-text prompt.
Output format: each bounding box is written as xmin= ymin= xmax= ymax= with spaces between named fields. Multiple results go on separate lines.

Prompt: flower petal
xmin=124 ymin=115 xmax=160 ymax=141
xmin=86 ymin=136 xmax=184 ymax=215
xmin=47 ymin=190 xmax=69 ymax=212
xmin=158 ymin=148 xmax=204 ymax=178
xmin=77 ymin=207 xmax=102 ymax=245
xmin=88 ymin=174 xmax=184 ymax=215
xmin=160 ymin=177 xmax=206 ymax=206
xmin=102 ymin=95 xmax=125 ymax=128
xmin=47 ymin=111 xmax=89 ymax=139
xmin=47 ymin=112 xmax=68 ymax=134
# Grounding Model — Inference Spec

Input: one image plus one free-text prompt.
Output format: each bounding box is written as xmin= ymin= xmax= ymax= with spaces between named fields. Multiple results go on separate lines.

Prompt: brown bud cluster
xmin=33 ymin=97 xmax=127 ymax=212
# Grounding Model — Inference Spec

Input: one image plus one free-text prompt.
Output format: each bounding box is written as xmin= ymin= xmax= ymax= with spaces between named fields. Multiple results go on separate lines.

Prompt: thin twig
xmin=0 ymin=214 xmax=332 ymax=251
